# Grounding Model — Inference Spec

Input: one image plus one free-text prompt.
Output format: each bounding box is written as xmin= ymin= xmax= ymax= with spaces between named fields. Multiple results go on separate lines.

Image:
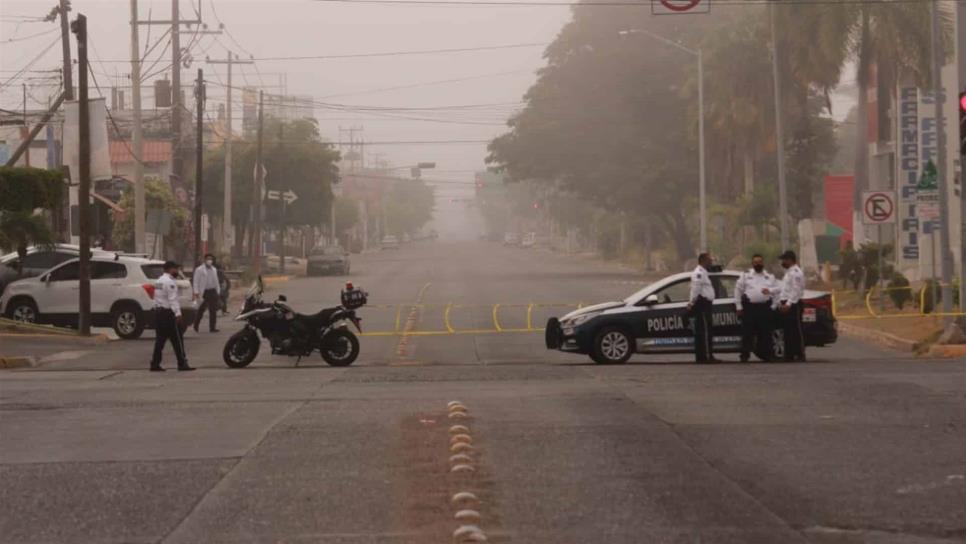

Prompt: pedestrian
xmin=150 ymin=260 xmax=193 ymax=372
xmin=192 ymin=253 xmax=221 ymax=333
xmin=777 ymin=250 xmax=806 ymax=362
xmin=217 ymin=265 xmax=230 ymax=316
xmin=687 ymin=252 xmax=719 ymax=364
xmin=735 ymin=253 xmax=778 ymax=362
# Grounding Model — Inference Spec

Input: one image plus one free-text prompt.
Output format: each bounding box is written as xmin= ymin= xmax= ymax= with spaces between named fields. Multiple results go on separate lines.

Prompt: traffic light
xmin=960 ymin=90 xmax=966 ymax=156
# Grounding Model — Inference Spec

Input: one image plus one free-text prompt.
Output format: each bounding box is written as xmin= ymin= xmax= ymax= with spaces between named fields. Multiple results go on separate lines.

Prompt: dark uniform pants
xmin=151 ymin=308 xmax=187 ymax=368
xmin=691 ymin=297 xmax=714 ymax=363
xmin=740 ymin=301 xmax=773 ymax=361
xmin=194 ymin=288 xmax=220 ymax=331
xmin=781 ymin=301 xmax=805 ymax=361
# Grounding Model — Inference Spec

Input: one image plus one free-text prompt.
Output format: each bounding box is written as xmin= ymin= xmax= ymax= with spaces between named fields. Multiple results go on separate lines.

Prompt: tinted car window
xmin=653 ymin=280 xmax=691 ymax=304
xmin=92 ymin=262 xmax=127 ymax=280
xmin=712 ymin=276 xmax=737 ymax=299
xmin=141 ymin=264 xmax=165 ymax=279
xmin=48 ymin=262 xmax=80 ymax=282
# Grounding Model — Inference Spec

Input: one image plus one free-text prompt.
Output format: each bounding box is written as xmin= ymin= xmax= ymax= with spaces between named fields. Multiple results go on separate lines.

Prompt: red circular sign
xmin=864 ymin=192 xmax=894 ymax=223
xmin=660 ymin=0 xmax=702 ymax=11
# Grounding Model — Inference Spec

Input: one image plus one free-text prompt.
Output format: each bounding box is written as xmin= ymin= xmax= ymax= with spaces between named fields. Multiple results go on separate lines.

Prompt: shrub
xmin=886 ymin=271 xmax=912 ymax=310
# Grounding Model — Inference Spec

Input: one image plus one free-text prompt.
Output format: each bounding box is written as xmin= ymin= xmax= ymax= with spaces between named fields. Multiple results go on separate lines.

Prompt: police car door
xmin=633 ymin=278 xmax=693 ymax=353
xmin=709 ymin=274 xmax=741 ymax=350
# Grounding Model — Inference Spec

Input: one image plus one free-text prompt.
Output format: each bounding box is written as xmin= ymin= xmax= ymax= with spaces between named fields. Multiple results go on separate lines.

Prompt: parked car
xmin=0 ymin=244 xmax=110 ymax=295
xmin=503 ymin=232 xmax=520 ymax=246
xmin=545 ymin=269 xmax=837 ymax=364
xmin=521 ymin=232 xmax=536 ymax=248
xmin=381 ymin=235 xmax=400 ymax=250
xmin=307 ymin=246 xmax=351 ymax=276
xmin=0 ymin=255 xmax=196 ymax=339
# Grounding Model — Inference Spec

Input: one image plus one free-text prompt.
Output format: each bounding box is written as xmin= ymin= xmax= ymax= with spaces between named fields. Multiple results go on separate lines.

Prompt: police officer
xmin=687 ymin=252 xmax=719 ymax=363
xmin=192 ymin=253 xmax=221 ymax=333
xmin=150 ymin=261 xmax=194 ymax=372
xmin=778 ymin=250 xmax=806 ymax=362
xmin=735 ymin=253 xmax=778 ymax=362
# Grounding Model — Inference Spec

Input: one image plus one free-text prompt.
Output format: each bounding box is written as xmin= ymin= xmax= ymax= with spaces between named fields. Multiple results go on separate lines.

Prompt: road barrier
xmin=358 ymin=302 xmax=582 ymax=336
xmin=831 ymin=283 xmax=964 ymax=320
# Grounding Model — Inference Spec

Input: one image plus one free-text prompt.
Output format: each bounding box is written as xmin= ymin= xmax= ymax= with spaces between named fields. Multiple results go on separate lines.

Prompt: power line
xmin=3 ymin=27 xmax=59 ymax=44
xmin=318 ymin=69 xmax=532 ymax=99
xmin=312 ymin=0 xmax=964 ymax=5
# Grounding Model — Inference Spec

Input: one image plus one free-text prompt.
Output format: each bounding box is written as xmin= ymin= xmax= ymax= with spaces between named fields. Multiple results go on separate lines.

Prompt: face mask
xmin=781 ymin=261 xmax=790 ymax=269
xmin=753 ymin=264 xmax=764 ymax=273
xmin=205 ymin=260 xmax=214 ymax=267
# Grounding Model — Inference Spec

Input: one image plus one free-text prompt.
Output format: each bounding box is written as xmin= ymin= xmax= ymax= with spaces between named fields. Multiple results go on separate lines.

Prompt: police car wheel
xmin=771 ymin=329 xmax=785 ymax=360
xmin=592 ymin=327 xmax=632 ymax=364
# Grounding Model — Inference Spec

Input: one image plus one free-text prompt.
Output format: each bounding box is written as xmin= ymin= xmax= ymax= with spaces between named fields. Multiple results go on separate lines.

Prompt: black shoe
xmin=739 ymin=355 xmax=750 ymax=363
xmin=150 ymin=366 xmax=165 ymax=372
xmin=177 ymin=365 xmax=195 ymax=371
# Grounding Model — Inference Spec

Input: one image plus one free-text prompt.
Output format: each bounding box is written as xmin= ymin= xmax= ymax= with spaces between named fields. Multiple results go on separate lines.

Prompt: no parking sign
xmin=862 ymin=191 xmax=896 ymax=225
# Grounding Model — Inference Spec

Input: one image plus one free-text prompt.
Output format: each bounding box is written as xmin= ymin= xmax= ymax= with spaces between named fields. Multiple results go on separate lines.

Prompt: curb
xmin=836 ymin=321 xmax=918 ymax=352
xmin=0 ymin=356 xmax=36 ymax=369
xmin=0 ymin=332 xmax=110 ymax=345
xmin=925 ymin=344 xmax=966 ymax=358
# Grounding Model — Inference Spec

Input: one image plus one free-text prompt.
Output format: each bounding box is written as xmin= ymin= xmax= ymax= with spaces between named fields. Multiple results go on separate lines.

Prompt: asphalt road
xmin=1 ymin=241 xmax=964 ymax=544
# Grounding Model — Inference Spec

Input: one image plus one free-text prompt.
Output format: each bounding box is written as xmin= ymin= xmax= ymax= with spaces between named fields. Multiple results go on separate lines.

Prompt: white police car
xmin=545 ymin=270 xmax=837 ymax=364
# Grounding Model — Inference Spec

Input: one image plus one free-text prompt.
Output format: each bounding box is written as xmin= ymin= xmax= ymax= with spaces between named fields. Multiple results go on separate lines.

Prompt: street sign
xmin=862 ymin=191 xmax=896 ymax=225
xmin=265 ymin=188 xmax=298 ymax=205
xmin=652 ymin=0 xmax=710 ymax=15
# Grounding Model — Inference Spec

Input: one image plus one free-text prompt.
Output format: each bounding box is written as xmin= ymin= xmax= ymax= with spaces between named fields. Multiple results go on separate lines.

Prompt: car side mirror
xmin=278 ymin=294 xmax=287 ymax=302
xmin=643 ymin=294 xmax=659 ymax=305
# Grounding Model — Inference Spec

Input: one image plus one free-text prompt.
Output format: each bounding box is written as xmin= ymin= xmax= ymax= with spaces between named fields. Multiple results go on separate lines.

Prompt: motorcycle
xmin=222 ymin=277 xmax=367 ymax=368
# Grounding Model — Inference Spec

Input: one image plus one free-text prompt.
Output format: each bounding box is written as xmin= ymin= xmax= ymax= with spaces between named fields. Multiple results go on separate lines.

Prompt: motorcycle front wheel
xmin=320 ymin=328 xmax=360 ymax=367
xmin=223 ymin=328 xmax=260 ymax=368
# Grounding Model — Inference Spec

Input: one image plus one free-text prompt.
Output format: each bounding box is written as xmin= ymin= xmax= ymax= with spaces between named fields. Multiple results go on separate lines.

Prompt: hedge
xmin=0 ymin=166 xmax=65 ymax=212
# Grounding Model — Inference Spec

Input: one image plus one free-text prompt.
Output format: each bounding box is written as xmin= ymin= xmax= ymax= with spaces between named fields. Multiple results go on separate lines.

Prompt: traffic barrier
xmin=356 ymin=302 xmax=582 ymax=336
xmin=831 ymin=283 xmax=965 ymax=320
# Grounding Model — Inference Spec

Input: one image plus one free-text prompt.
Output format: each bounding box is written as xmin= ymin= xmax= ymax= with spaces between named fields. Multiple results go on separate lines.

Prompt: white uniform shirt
xmin=192 ymin=264 xmax=219 ymax=295
xmin=735 ymin=269 xmax=778 ymax=310
xmin=154 ymin=272 xmax=182 ymax=317
xmin=779 ymin=264 xmax=805 ymax=305
xmin=689 ymin=265 xmax=715 ymax=304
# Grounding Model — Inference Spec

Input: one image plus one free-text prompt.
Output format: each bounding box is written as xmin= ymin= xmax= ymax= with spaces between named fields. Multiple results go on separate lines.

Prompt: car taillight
xmin=142 ymin=283 xmax=156 ymax=299
xmin=805 ymin=296 xmax=830 ymax=309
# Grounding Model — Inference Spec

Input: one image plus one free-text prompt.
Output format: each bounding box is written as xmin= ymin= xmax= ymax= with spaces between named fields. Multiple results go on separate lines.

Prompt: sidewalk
xmin=837 ymin=316 xmax=966 ymax=358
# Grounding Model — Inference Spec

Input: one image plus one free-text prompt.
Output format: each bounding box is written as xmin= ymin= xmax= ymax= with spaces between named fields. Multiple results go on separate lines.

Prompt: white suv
xmin=0 ymin=255 xmax=196 ymax=339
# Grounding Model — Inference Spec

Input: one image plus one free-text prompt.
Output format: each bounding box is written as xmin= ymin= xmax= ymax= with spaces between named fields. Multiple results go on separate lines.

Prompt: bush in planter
xmin=886 ymin=271 xmax=912 ymax=310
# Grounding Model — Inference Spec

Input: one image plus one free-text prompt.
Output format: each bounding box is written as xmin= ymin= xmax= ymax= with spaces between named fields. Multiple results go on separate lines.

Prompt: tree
xmin=384 ymin=180 xmax=434 ymax=237
xmin=112 ymin=177 xmax=188 ymax=254
xmin=203 ymin=117 xmax=340 ymax=253
xmin=0 ymin=166 xmax=64 ymax=270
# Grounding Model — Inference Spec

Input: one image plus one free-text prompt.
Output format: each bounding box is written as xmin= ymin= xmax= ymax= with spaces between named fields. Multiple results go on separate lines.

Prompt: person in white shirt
xmin=192 ymin=253 xmax=221 ymax=333
xmin=687 ymin=252 xmax=719 ymax=363
xmin=735 ymin=253 xmax=779 ymax=362
xmin=778 ymin=250 xmax=807 ymax=361
xmin=150 ymin=261 xmax=193 ymax=371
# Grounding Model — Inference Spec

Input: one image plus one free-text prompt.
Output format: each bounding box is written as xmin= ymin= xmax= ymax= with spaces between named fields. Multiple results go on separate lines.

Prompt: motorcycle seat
xmin=295 ymin=308 xmax=339 ymax=326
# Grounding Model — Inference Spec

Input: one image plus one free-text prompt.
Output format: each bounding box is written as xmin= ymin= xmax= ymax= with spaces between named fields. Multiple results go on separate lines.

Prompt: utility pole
xmin=193 ymin=68 xmax=205 ymax=266
xmin=207 ymin=51 xmax=253 ymax=254
xmin=71 ymin=13 xmax=91 ymax=336
xmin=252 ymin=90 xmax=264 ymax=275
xmin=770 ymin=2 xmax=790 ymax=251
xmin=130 ymin=0 xmax=145 ymax=254
xmin=58 ymin=0 xmax=74 ymax=100
xmin=170 ymin=0 xmax=182 ymax=185
xmin=930 ymin=0 xmax=954 ymax=321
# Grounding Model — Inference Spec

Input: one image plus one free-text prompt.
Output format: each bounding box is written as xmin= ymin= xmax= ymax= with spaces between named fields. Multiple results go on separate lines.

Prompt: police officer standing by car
xmin=735 ymin=254 xmax=778 ymax=362
xmin=192 ymin=253 xmax=221 ymax=333
xmin=778 ymin=250 xmax=806 ymax=362
xmin=687 ymin=252 xmax=719 ymax=363
xmin=150 ymin=261 xmax=193 ymax=372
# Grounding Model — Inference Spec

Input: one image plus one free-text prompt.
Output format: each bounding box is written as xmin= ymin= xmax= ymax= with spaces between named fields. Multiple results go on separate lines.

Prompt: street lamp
xmin=619 ymin=29 xmax=707 ymax=251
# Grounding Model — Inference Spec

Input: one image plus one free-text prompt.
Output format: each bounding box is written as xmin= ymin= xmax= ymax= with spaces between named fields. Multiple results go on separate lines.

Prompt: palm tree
xmin=0 ymin=211 xmax=55 ymax=275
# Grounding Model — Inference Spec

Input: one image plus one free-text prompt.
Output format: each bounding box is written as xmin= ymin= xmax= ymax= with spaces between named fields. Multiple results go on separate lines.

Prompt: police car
xmin=545 ymin=270 xmax=837 ymax=364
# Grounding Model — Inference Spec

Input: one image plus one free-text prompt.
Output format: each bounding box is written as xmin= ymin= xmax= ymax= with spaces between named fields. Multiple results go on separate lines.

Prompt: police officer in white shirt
xmin=687 ymin=252 xmax=719 ymax=363
xmin=778 ymin=250 xmax=806 ymax=361
xmin=192 ymin=253 xmax=221 ymax=333
xmin=735 ymin=253 xmax=778 ymax=362
xmin=150 ymin=261 xmax=193 ymax=371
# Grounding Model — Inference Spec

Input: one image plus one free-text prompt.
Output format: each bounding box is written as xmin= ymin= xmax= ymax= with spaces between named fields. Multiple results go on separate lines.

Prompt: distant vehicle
xmin=262 ymin=255 xmax=303 ymax=273
xmin=401 ymin=233 xmax=412 ymax=244
xmin=545 ymin=270 xmax=837 ymax=364
xmin=1 ymin=255 xmax=196 ymax=339
xmin=307 ymin=246 xmax=350 ymax=276
xmin=0 ymin=244 xmax=110 ymax=295
xmin=381 ymin=235 xmax=400 ymax=250
xmin=521 ymin=232 xmax=536 ymax=248
xmin=503 ymin=232 xmax=520 ymax=246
